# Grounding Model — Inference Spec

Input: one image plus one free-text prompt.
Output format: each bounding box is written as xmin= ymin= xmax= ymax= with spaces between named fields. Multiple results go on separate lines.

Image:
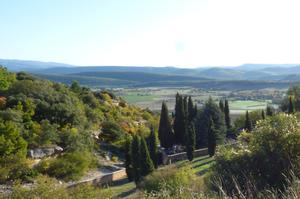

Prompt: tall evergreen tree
xmin=194 ymin=104 xmax=198 ymax=116
xmin=158 ymin=101 xmax=174 ymax=148
xmin=131 ymin=135 xmax=141 ymax=184
xmin=174 ymin=94 xmax=187 ymax=145
xmin=140 ymin=137 xmax=154 ymax=177
xmin=125 ymin=136 xmax=134 ymax=181
xmin=207 ymin=118 xmax=217 ymax=157
xmin=188 ymin=96 xmax=197 ymax=122
xmin=288 ymin=96 xmax=295 ymax=114
xmin=195 ymin=97 xmax=225 ymax=148
xmin=185 ymin=123 xmax=196 ymax=161
xmin=219 ymin=100 xmax=224 ymax=113
xmin=261 ymin=109 xmax=265 ymax=120
xmin=244 ymin=111 xmax=252 ymax=131
xmin=224 ymin=99 xmax=231 ymax=129
xmin=183 ymin=96 xmax=188 ymax=117
xmin=266 ymin=105 xmax=274 ymax=116
xmin=148 ymin=127 xmax=158 ymax=168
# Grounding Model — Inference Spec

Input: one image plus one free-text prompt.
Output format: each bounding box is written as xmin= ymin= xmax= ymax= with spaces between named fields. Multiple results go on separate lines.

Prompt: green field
xmin=230 ymin=100 xmax=268 ymax=110
xmin=116 ymin=88 xmax=275 ymax=116
xmin=122 ymin=93 xmax=156 ymax=103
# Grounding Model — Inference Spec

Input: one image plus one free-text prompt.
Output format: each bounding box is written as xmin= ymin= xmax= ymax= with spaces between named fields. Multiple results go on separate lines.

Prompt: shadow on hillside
xmin=193 ymin=159 xmax=214 ymax=169
xmin=196 ymin=168 xmax=210 ymax=176
xmin=109 ymin=178 xmax=130 ymax=186
xmin=192 ymin=156 xmax=211 ymax=163
xmin=109 ymin=179 xmax=137 ymax=199
xmin=114 ymin=187 xmax=137 ymax=199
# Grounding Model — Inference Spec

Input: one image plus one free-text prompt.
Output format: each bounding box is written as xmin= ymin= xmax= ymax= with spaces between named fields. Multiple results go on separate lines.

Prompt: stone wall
xmin=162 ymin=148 xmax=208 ymax=164
xmin=68 ymin=168 xmax=127 ymax=188
xmin=98 ymin=169 xmax=127 ymax=185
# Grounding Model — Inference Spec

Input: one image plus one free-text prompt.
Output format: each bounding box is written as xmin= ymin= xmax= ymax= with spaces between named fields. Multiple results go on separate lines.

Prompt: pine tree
xmin=219 ymin=100 xmax=224 ymax=113
xmin=158 ymin=101 xmax=174 ymax=148
xmin=266 ymin=105 xmax=274 ymax=116
xmin=288 ymin=96 xmax=295 ymax=114
xmin=186 ymin=123 xmax=196 ymax=161
xmin=125 ymin=136 xmax=134 ymax=181
xmin=148 ymin=127 xmax=158 ymax=168
xmin=224 ymin=99 xmax=231 ymax=129
xmin=244 ymin=111 xmax=252 ymax=131
xmin=208 ymin=118 xmax=217 ymax=157
xmin=140 ymin=137 xmax=154 ymax=177
xmin=131 ymin=135 xmax=141 ymax=183
xmin=174 ymin=94 xmax=187 ymax=145
xmin=261 ymin=110 xmax=265 ymax=120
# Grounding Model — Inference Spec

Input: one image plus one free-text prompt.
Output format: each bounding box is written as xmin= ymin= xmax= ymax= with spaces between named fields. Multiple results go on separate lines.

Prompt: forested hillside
xmin=0 ymin=66 xmax=158 ymax=184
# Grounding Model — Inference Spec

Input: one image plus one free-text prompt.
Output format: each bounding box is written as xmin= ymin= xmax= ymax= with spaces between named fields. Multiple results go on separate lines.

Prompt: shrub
xmin=140 ymin=165 xmax=195 ymax=194
xmin=0 ymin=155 xmax=37 ymax=184
xmin=36 ymin=151 xmax=97 ymax=181
xmin=0 ymin=121 xmax=27 ymax=158
xmin=208 ymin=114 xmax=300 ymax=196
xmin=6 ymin=175 xmax=112 ymax=199
xmin=100 ymin=121 xmax=125 ymax=143
xmin=67 ymin=183 xmax=112 ymax=199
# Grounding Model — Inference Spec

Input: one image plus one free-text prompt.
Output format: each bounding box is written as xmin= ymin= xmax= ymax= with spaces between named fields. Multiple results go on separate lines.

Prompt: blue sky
xmin=1 ymin=0 xmax=300 ymax=67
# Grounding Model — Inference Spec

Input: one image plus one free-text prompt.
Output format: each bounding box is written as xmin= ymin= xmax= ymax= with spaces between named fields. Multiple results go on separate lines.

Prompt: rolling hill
xmin=1 ymin=59 xmax=300 ymax=89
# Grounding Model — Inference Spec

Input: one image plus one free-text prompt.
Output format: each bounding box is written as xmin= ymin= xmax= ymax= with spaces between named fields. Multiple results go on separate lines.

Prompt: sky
xmin=1 ymin=0 xmax=300 ymax=67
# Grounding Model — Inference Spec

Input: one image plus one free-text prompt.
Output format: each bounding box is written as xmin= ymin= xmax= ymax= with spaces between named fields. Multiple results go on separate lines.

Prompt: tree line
xmin=125 ymin=85 xmax=300 ymax=185
xmin=159 ymin=94 xmax=228 ymax=159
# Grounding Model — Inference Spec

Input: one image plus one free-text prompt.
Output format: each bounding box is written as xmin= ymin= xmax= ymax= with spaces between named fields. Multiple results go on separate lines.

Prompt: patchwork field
xmin=114 ymin=88 xmax=282 ymax=116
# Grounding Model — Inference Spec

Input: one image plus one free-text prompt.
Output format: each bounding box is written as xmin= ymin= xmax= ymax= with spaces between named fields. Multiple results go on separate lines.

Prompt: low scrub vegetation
xmin=36 ymin=151 xmax=97 ymax=181
xmin=2 ymin=175 xmax=112 ymax=199
xmin=140 ymin=165 xmax=195 ymax=194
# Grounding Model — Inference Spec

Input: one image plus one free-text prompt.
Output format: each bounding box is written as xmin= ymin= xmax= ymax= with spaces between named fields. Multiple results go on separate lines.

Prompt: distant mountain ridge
xmin=0 ymin=59 xmax=73 ymax=71
xmin=1 ymin=59 xmax=300 ymax=89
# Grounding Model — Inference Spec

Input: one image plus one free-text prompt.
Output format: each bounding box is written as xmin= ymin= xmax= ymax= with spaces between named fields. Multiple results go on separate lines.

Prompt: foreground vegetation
xmin=2 ymin=64 xmax=300 ymax=198
xmin=0 ymin=66 xmax=158 ymax=185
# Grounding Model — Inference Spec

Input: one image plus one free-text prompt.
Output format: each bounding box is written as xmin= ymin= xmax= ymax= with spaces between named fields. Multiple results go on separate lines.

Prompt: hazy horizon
xmin=2 ymin=58 xmax=300 ymax=69
xmin=1 ymin=0 xmax=300 ymax=68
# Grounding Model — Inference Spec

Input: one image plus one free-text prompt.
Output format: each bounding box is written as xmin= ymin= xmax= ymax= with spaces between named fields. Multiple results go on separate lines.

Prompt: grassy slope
xmin=104 ymin=155 xmax=214 ymax=198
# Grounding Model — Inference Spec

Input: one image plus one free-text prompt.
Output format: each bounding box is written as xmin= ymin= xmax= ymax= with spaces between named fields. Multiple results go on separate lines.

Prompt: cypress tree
xmin=244 ymin=111 xmax=252 ymax=131
xmin=174 ymin=94 xmax=187 ymax=145
xmin=266 ymin=105 xmax=274 ymax=116
xmin=131 ymin=135 xmax=141 ymax=183
xmin=188 ymin=96 xmax=197 ymax=122
xmin=125 ymin=136 xmax=134 ymax=181
xmin=207 ymin=118 xmax=217 ymax=157
xmin=195 ymin=97 xmax=225 ymax=148
xmin=140 ymin=137 xmax=155 ymax=177
xmin=158 ymin=101 xmax=174 ymax=148
xmin=219 ymin=100 xmax=224 ymax=113
xmin=224 ymin=99 xmax=231 ymax=129
xmin=186 ymin=123 xmax=196 ymax=161
xmin=148 ymin=127 xmax=158 ymax=168
xmin=194 ymin=104 xmax=198 ymax=116
xmin=183 ymin=96 xmax=189 ymax=117
xmin=288 ymin=96 xmax=295 ymax=114
xmin=261 ymin=109 xmax=265 ymax=120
